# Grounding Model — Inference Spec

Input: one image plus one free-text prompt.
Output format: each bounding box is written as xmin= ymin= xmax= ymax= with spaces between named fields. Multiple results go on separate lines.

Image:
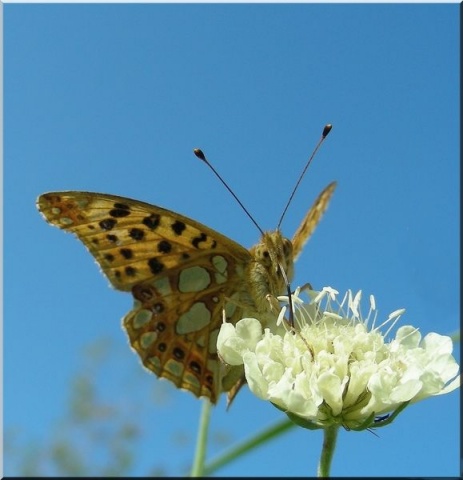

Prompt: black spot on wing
xmin=129 ymin=228 xmax=144 ymax=240
xmin=171 ymin=220 xmax=186 ymax=235
xmin=173 ymin=347 xmax=185 ymax=360
xmin=109 ymin=204 xmax=131 ymax=218
xmin=120 ymin=248 xmax=133 ymax=259
xmin=99 ymin=218 xmax=117 ymax=231
xmin=148 ymin=258 xmax=164 ymax=274
xmin=154 ymin=303 xmax=164 ymax=313
xmin=192 ymin=233 xmax=207 ymax=248
xmin=190 ymin=361 xmax=201 ymax=374
xmin=133 ymin=285 xmax=154 ymax=301
xmin=107 ymin=234 xmax=118 ymax=243
xmin=125 ymin=266 xmax=137 ymax=277
xmin=142 ymin=214 xmax=160 ymax=229
xmin=158 ymin=240 xmax=172 ymax=253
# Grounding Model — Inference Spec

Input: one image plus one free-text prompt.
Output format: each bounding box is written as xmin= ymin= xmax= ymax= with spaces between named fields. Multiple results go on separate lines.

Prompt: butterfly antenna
xmin=277 ymin=124 xmax=333 ymax=230
xmin=193 ymin=148 xmax=265 ymax=236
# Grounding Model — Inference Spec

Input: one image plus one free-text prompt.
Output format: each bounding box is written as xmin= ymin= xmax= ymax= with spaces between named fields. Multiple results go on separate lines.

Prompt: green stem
xmin=190 ymin=398 xmax=212 ymax=477
xmin=317 ymin=425 xmax=339 ymax=477
xmin=203 ymin=417 xmax=295 ymax=476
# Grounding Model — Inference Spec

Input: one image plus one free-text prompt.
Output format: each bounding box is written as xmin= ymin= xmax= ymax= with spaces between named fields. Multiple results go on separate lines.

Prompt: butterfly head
xmin=249 ymin=230 xmax=295 ymax=295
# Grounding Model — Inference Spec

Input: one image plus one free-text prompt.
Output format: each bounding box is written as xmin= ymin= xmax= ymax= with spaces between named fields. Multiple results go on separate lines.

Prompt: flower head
xmin=217 ymin=286 xmax=460 ymax=430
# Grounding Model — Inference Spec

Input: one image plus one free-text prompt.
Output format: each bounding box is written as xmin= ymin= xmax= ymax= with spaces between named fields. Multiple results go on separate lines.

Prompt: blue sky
xmin=4 ymin=3 xmax=459 ymax=477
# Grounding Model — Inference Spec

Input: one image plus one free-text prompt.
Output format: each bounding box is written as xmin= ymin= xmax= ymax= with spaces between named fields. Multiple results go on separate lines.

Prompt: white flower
xmin=217 ymin=287 xmax=460 ymax=430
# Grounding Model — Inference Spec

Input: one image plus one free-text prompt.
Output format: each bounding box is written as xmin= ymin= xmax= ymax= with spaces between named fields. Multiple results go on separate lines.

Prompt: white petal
xmin=396 ymin=325 xmax=421 ymax=347
xmin=434 ymin=374 xmax=460 ymax=395
xmin=242 ymin=351 xmax=269 ymax=400
xmin=216 ymin=323 xmax=243 ymax=365
xmin=421 ymin=332 xmax=454 ymax=356
xmin=217 ymin=318 xmax=263 ymax=365
xmin=390 ymin=379 xmax=423 ymax=403
xmin=318 ymin=371 xmax=346 ymax=416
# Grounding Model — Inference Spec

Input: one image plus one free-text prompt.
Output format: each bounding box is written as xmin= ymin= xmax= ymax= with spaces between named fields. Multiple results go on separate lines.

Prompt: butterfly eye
xmin=253 ymin=246 xmax=272 ymax=267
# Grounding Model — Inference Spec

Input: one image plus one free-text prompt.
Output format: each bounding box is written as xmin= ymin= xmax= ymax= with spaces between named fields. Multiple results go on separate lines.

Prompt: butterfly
xmin=37 ymin=131 xmax=336 ymax=405
xmin=37 ymin=183 xmax=335 ymax=404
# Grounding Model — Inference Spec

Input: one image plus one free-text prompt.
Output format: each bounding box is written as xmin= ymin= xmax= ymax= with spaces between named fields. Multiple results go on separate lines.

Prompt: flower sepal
xmin=271 ymin=402 xmax=325 ymax=430
xmin=272 ymin=399 xmax=411 ymax=432
xmin=364 ymin=401 xmax=410 ymax=430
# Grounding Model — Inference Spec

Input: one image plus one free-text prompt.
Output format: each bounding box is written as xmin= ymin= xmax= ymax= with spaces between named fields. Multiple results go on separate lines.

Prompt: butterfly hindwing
xmin=123 ymin=271 xmax=244 ymax=403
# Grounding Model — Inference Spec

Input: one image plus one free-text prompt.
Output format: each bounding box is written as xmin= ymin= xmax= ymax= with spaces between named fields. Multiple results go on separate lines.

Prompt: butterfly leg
xmin=226 ymin=374 xmax=247 ymax=409
xmin=266 ymin=293 xmax=281 ymax=313
xmin=299 ymin=282 xmax=313 ymax=292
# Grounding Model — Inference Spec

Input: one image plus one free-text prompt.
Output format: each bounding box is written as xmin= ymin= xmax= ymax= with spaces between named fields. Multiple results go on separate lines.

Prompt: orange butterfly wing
xmin=37 ymin=192 xmax=252 ymax=403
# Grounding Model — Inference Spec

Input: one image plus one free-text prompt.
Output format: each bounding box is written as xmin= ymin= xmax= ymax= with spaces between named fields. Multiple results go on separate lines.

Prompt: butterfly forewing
xmin=38 ymin=192 xmax=251 ymax=291
xmin=292 ymin=182 xmax=336 ymax=260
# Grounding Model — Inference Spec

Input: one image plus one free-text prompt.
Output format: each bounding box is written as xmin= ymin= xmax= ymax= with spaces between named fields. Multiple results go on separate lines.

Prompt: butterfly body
xmin=37 ymin=183 xmax=335 ymax=404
